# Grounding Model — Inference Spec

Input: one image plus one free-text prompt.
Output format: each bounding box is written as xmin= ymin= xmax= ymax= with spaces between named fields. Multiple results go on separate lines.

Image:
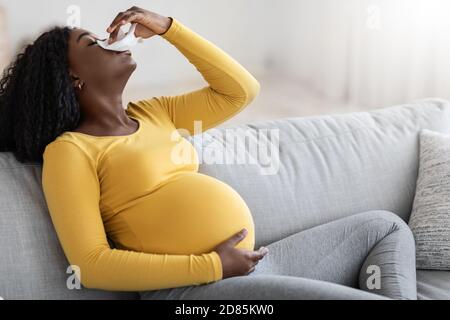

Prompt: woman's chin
xmin=122 ymin=56 xmax=137 ymax=71
xmin=114 ymin=59 xmax=137 ymax=80
xmin=127 ymin=57 xmax=137 ymax=68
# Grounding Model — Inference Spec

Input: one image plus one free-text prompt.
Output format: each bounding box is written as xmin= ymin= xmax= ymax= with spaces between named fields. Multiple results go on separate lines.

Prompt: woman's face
xmin=67 ymin=28 xmax=137 ymax=90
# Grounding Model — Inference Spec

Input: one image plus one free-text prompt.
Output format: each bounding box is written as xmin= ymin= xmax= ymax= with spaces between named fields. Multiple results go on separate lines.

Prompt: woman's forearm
xmin=133 ymin=18 xmax=260 ymax=134
xmin=160 ymin=18 xmax=260 ymax=105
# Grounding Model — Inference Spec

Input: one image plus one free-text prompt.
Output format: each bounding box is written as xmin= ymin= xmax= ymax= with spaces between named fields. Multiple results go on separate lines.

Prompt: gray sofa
xmin=1 ymin=98 xmax=449 ymax=300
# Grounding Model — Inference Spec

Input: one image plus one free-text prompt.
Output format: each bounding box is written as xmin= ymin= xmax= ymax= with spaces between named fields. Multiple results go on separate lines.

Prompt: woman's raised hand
xmin=213 ymin=228 xmax=269 ymax=279
xmin=106 ymin=6 xmax=172 ymax=44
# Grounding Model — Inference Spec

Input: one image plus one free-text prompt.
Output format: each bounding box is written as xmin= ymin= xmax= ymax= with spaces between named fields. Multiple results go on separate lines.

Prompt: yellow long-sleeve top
xmin=41 ymin=18 xmax=260 ymax=291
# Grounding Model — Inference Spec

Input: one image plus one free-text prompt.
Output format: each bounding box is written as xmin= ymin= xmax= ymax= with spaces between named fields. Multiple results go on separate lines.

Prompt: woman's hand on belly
xmin=213 ymin=228 xmax=269 ymax=279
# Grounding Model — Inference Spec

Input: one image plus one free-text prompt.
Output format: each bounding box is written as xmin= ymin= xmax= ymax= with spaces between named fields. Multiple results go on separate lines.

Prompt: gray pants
xmin=140 ymin=210 xmax=417 ymax=300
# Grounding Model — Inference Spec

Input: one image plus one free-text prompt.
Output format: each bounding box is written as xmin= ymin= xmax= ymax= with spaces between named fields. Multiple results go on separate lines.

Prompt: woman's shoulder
xmin=41 ymin=137 xmax=100 ymax=176
xmin=43 ymin=134 xmax=97 ymax=163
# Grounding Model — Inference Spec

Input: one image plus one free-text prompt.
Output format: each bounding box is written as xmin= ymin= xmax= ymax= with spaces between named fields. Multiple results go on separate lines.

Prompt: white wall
xmin=273 ymin=0 xmax=450 ymax=108
xmin=2 ymin=0 xmax=450 ymax=111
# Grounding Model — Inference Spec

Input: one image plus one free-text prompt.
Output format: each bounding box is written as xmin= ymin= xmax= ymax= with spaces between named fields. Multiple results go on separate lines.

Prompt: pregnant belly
xmin=113 ymin=173 xmax=255 ymax=255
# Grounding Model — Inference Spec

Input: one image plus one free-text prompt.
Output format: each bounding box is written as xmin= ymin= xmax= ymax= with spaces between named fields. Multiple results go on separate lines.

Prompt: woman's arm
xmin=42 ymin=141 xmax=223 ymax=291
xmin=109 ymin=7 xmax=261 ymax=135
xmin=149 ymin=17 xmax=261 ymax=134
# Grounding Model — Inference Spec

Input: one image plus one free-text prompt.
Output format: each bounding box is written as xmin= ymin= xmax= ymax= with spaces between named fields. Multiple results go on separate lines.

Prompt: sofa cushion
xmin=417 ymin=270 xmax=450 ymax=300
xmin=191 ymin=98 xmax=450 ymax=248
xmin=409 ymin=130 xmax=450 ymax=270
xmin=0 ymin=152 xmax=138 ymax=300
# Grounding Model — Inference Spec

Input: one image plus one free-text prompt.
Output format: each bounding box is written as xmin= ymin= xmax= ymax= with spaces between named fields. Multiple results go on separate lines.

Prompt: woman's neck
xmin=76 ymin=90 xmax=134 ymax=132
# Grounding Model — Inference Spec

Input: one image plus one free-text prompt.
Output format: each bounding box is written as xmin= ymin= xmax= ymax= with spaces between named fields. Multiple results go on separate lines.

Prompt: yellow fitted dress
xmin=41 ymin=18 xmax=260 ymax=291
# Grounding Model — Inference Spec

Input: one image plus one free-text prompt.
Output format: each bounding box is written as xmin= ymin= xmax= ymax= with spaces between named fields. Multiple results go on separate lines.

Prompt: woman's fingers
xmin=107 ymin=12 xmax=141 ymax=44
xmin=107 ymin=11 xmax=140 ymax=33
xmin=108 ymin=11 xmax=145 ymax=44
xmin=225 ymin=228 xmax=248 ymax=247
xmin=107 ymin=11 xmax=126 ymax=33
xmin=245 ymin=248 xmax=267 ymax=275
xmin=246 ymin=266 xmax=256 ymax=275
xmin=107 ymin=6 xmax=145 ymax=33
xmin=107 ymin=27 xmax=121 ymax=44
xmin=248 ymin=247 xmax=269 ymax=261
xmin=118 ymin=12 xmax=140 ymax=27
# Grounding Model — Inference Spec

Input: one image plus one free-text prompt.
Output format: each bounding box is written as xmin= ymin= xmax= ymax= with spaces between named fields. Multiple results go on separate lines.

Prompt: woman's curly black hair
xmin=0 ymin=26 xmax=80 ymax=164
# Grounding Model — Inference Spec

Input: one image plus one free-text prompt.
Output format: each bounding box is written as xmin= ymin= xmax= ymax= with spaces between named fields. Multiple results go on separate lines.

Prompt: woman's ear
xmin=70 ymin=72 xmax=84 ymax=90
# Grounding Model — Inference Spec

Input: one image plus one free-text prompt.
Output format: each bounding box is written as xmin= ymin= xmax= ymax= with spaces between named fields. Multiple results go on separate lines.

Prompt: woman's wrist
xmin=157 ymin=17 xmax=173 ymax=35
xmin=146 ymin=13 xmax=172 ymax=35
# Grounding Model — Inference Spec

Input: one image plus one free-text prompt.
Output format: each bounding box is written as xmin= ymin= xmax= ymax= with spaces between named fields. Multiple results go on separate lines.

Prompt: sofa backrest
xmin=0 ymin=154 xmax=138 ymax=299
xmin=191 ymin=98 xmax=450 ymax=248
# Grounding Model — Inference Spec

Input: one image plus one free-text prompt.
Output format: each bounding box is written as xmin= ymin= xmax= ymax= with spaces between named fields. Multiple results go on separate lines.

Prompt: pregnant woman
xmin=0 ymin=7 xmax=417 ymax=299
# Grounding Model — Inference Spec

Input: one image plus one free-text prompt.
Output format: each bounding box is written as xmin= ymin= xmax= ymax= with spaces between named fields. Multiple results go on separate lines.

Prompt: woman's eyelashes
xmin=88 ymin=39 xmax=106 ymax=46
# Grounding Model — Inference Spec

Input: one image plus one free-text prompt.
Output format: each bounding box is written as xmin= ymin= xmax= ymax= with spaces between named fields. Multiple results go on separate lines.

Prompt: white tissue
xmin=97 ymin=23 xmax=140 ymax=52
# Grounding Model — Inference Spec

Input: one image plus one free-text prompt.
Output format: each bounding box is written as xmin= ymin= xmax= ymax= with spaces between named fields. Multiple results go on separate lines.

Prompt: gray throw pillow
xmin=409 ymin=129 xmax=450 ymax=270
